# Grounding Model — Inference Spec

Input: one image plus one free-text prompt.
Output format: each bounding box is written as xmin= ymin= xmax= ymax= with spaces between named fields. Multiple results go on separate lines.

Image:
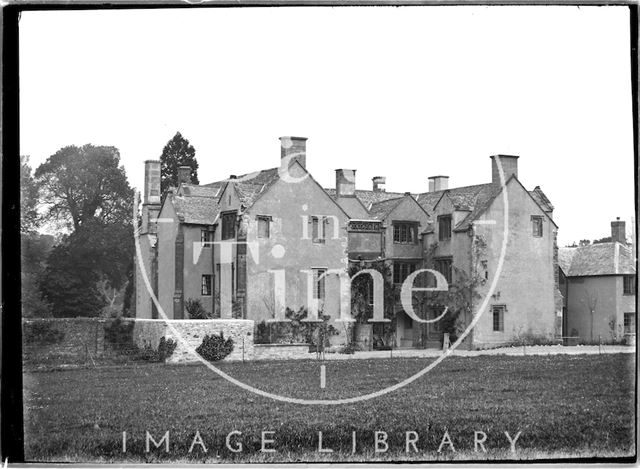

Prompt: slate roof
xmin=172 ymin=195 xmax=220 ymax=225
xmin=559 ymin=242 xmax=635 ymax=277
xmin=202 ymin=167 xmax=281 ymax=210
xmin=179 ymin=184 xmax=221 ymax=198
xmin=325 ymin=188 xmax=408 ymax=209
xmin=368 ymin=196 xmax=406 ymax=220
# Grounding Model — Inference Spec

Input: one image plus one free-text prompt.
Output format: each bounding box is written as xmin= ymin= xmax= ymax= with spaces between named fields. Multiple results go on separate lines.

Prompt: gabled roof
xmin=178 ymin=183 xmax=221 ymax=198
xmin=415 ymin=178 xmax=556 ymax=233
xmin=325 ymin=188 xmax=408 ymax=209
xmin=530 ymin=186 xmax=554 ymax=212
xmin=368 ymin=196 xmax=405 ymax=220
xmin=559 ymin=242 xmax=635 ymax=277
xmin=172 ymin=195 xmax=219 ymax=225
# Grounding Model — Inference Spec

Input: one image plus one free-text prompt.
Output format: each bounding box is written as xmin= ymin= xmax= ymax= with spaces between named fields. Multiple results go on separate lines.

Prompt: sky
xmin=19 ymin=6 xmax=635 ymax=246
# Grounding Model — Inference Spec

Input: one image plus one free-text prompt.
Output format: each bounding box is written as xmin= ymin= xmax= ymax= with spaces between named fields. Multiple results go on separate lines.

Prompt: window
xmin=311 ymin=216 xmax=325 ymax=244
xmin=393 ymin=222 xmax=417 ymax=244
xmin=312 ymin=268 xmax=327 ymax=300
xmin=201 ymin=229 xmax=213 ymax=247
xmin=393 ymin=262 xmax=416 ymax=284
xmin=435 ymin=258 xmax=453 ymax=284
xmin=623 ymin=275 xmax=636 ymax=295
xmin=221 ymin=212 xmax=236 ymax=240
xmin=492 ymin=305 xmax=505 ymax=332
xmin=201 ymin=275 xmax=212 ymax=296
xmin=257 ymin=216 xmax=271 ymax=238
xmin=531 ymin=216 xmax=543 ymax=237
xmin=438 ymin=215 xmax=452 ymax=241
xmin=624 ymin=312 xmax=636 ymax=334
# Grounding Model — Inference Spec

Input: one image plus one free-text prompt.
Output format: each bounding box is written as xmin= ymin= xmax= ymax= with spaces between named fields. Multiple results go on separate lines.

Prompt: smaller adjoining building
xmin=559 ymin=218 xmax=636 ymax=343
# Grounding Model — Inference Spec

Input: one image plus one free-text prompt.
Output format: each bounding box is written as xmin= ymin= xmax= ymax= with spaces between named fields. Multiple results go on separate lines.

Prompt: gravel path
xmin=320 ymin=344 xmax=635 ymax=360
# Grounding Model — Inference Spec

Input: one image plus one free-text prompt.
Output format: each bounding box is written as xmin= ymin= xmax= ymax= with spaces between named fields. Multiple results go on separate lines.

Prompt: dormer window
xmin=438 ymin=215 xmax=452 ymax=241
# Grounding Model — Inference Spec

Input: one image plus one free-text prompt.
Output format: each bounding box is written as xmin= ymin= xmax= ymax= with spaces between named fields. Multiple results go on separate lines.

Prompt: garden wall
xmin=133 ymin=319 xmax=254 ymax=363
xmin=253 ymin=343 xmax=311 ymax=360
xmin=22 ymin=317 xmax=134 ymax=365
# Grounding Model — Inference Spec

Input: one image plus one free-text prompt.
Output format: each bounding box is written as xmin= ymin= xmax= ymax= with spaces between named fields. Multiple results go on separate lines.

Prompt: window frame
xmin=624 ymin=312 xmax=636 ymax=334
xmin=623 ymin=275 xmax=636 ymax=295
xmin=393 ymin=261 xmax=417 ymax=285
xmin=531 ymin=215 xmax=543 ymax=237
xmin=257 ymin=215 xmax=271 ymax=239
xmin=312 ymin=268 xmax=327 ymax=300
xmin=492 ymin=304 xmax=505 ymax=332
xmin=311 ymin=216 xmax=326 ymax=244
xmin=201 ymin=229 xmax=213 ymax=248
xmin=438 ymin=215 xmax=452 ymax=241
xmin=221 ymin=211 xmax=237 ymax=240
xmin=392 ymin=221 xmax=418 ymax=244
xmin=434 ymin=257 xmax=453 ymax=284
xmin=201 ymin=274 xmax=213 ymax=296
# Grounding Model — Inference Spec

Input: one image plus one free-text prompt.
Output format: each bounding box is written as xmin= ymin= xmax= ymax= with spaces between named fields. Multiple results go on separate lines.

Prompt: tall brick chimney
xmin=280 ymin=136 xmax=307 ymax=169
xmin=336 ymin=169 xmax=356 ymax=197
xmin=372 ymin=176 xmax=386 ymax=192
xmin=428 ymin=175 xmax=449 ymax=192
xmin=611 ymin=217 xmax=626 ymax=244
xmin=142 ymin=160 xmax=161 ymax=234
xmin=490 ymin=155 xmax=519 ymax=185
xmin=177 ymin=165 xmax=192 ymax=185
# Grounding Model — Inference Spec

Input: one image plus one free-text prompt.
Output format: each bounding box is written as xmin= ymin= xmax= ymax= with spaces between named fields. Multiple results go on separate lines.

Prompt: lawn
xmin=23 ymin=354 xmax=635 ymax=462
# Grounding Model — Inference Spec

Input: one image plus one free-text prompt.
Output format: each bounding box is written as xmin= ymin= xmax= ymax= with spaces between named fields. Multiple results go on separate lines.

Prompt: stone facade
xmin=133 ymin=319 xmax=254 ymax=363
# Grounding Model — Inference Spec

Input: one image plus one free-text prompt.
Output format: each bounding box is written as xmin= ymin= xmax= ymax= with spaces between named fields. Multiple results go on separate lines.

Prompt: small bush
xmin=338 ymin=342 xmax=357 ymax=354
xmin=24 ymin=322 xmax=65 ymax=345
xmin=137 ymin=337 xmax=177 ymax=362
xmin=196 ymin=333 xmax=234 ymax=362
xmin=185 ymin=299 xmax=210 ymax=319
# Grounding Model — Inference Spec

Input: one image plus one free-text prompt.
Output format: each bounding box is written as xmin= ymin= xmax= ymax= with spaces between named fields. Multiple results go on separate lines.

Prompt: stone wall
xmin=253 ymin=343 xmax=311 ymax=360
xmin=133 ymin=319 xmax=254 ymax=363
xmin=22 ymin=317 xmax=133 ymax=365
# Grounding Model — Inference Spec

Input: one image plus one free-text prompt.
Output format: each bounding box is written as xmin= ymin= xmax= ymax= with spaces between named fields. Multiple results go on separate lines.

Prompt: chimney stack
xmin=142 ymin=160 xmax=161 ymax=234
xmin=280 ymin=136 xmax=307 ymax=169
xmin=177 ymin=165 xmax=192 ymax=185
xmin=428 ymin=175 xmax=449 ymax=192
xmin=372 ymin=176 xmax=386 ymax=192
xmin=490 ymin=155 xmax=519 ymax=185
xmin=336 ymin=169 xmax=356 ymax=197
xmin=144 ymin=160 xmax=161 ymax=205
xmin=611 ymin=217 xmax=626 ymax=244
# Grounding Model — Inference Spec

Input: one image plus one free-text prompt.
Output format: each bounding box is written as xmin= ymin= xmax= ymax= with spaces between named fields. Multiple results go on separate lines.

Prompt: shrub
xmin=136 ymin=337 xmax=177 ymax=362
xmin=196 ymin=333 xmax=234 ymax=362
xmin=24 ymin=321 xmax=65 ymax=345
xmin=185 ymin=299 xmax=210 ymax=319
xmin=104 ymin=317 xmax=136 ymax=354
xmin=338 ymin=342 xmax=357 ymax=354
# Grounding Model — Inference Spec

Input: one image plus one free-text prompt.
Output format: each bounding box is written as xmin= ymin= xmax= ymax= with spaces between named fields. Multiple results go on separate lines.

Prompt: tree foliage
xmin=21 ymin=233 xmax=55 ymax=317
xmin=34 ymin=144 xmax=135 ymax=317
xmin=20 ymin=155 xmax=40 ymax=234
xmin=34 ymin=145 xmax=133 ymax=232
xmin=160 ymin=132 xmax=199 ymax=193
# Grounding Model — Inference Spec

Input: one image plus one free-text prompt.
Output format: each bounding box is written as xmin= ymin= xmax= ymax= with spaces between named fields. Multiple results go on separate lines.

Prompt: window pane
xmin=258 ymin=217 xmax=269 ymax=238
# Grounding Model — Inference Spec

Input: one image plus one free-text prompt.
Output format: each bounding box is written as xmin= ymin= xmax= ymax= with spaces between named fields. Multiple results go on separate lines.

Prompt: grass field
xmin=23 ymin=353 xmax=635 ymax=462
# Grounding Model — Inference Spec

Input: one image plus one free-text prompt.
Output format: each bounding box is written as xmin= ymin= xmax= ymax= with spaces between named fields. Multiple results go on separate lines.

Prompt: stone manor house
xmin=135 ymin=136 xmax=561 ymax=349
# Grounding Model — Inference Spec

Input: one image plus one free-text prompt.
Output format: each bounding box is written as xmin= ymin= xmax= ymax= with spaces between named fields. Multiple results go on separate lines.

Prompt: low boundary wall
xmin=133 ymin=319 xmax=254 ymax=363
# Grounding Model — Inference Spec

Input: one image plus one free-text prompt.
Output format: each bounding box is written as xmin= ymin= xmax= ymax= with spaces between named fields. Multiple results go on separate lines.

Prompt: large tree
xmin=160 ymin=131 xmax=199 ymax=193
xmin=35 ymin=144 xmax=133 ymax=232
xmin=35 ymin=145 xmax=135 ymax=317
